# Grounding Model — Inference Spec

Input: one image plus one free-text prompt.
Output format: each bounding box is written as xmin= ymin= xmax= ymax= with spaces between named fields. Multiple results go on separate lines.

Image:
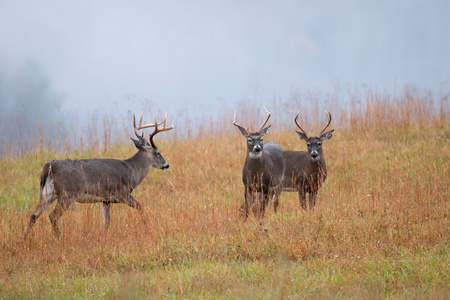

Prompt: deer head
xmin=295 ymin=111 xmax=334 ymax=161
xmin=132 ymin=112 xmax=174 ymax=169
xmin=233 ymin=106 xmax=271 ymax=159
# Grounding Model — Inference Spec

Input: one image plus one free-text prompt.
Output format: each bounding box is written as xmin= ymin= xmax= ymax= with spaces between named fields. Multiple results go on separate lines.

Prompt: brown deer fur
xmin=24 ymin=113 xmax=173 ymax=239
xmin=282 ymin=112 xmax=334 ymax=210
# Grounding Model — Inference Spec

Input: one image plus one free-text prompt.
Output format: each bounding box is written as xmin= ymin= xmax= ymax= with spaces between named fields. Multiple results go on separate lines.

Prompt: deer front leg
xmin=122 ymin=195 xmax=142 ymax=210
xmin=271 ymin=184 xmax=282 ymax=213
xmin=249 ymin=191 xmax=259 ymax=217
xmin=259 ymin=192 xmax=268 ymax=218
xmin=298 ymin=190 xmax=307 ymax=210
xmin=256 ymin=187 xmax=268 ymax=218
xmin=122 ymin=195 xmax=146 ymax=225
xmin=308 ymin=193 xmax=316 ymax=210
xmin=273 ymin=194 xmax=279 ymax=213
xmin=239 ymin=190 xmax=250 ymax=220
xmin=245 ymin=189 xmax=263 ymax=218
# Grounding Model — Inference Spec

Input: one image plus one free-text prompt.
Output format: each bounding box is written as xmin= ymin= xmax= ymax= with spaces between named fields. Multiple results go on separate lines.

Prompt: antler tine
xmin=133 ymin=112 xmax=167 ymax=139
xmin=294 ymin=112 xmax=310 ymax=139
xmin=233 ymin=111 xmax=249 ymax=133
xmin=139 ymin=111 xmax=144 ymax=128
xmin=149 ymin=113 xmax=174 ymax=148
xmin=319 ymin=110 xmax=332 ymax=136
xmin=259 ymin=106 xmax=271 ymax=133
xmin=133 ymin=112 xmax=144 ymax=138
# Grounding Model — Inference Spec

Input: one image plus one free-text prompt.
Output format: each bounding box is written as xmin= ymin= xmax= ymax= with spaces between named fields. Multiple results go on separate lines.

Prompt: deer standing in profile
xmin=282 ymin=111 xmax=334 ymax=210
xmin=234 ymin=107 xmax=285 ymax=218
xmin=24 ymin=112 xmax=174 ymax=239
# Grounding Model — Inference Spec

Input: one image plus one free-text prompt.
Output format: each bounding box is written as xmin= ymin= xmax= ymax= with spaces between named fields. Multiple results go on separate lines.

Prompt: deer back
xmin=46 ymin=158 xmax=139 ymax=198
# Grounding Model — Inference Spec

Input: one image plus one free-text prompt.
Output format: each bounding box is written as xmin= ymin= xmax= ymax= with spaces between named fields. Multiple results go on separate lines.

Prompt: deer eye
xmin=260 ymin=138 xmax=263 ymax=142
xmin=247 ymin=138 xmax=252 ymax=143
xmin=307 ymin=143 xmax=311 ymax=147
xmin=318 ymin=142 xmax=322 ymax=146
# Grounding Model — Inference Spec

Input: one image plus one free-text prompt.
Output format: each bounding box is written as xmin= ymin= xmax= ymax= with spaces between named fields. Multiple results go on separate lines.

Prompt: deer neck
xmin=245 ymin=151 xmax=267 ymax=173
xmin=124 ymin=150 xmax=153 ymax=187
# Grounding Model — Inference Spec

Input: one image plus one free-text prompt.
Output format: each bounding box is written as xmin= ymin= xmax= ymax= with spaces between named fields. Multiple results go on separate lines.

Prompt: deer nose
xmin=162 ymin=163 xmax=170 ymax=170
xmin=311 ymin=151 xmax=319 ymax=159
xmin=254 ymin=145 xmax=261 ymax=153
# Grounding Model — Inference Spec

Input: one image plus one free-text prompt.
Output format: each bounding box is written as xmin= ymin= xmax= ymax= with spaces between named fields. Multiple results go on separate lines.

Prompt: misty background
xmin=1 ymin=1 xmax=449 ymax=154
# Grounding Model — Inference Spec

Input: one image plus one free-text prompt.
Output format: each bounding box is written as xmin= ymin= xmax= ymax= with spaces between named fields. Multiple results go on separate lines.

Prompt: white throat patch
xmin=249 ymin=152 xmax=263 ymax=159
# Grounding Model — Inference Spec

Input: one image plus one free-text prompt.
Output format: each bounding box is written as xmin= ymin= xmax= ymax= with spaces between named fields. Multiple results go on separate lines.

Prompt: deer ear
xmin=320 ymin=129 xmax=334 ymax=142
xmin=261 ymin=125 xmax=271 ymax=138
xmin=131 ymin=137 xmax=142 ymax=149
xmin=131 ymin=137 xmax=152 ymax=151
xmin=131 ymin=137 xmax=149 ymax=149
xmin=237 ymin=127 xmax=249 ymax=138
xmin=295 ymin=130 xmax=309 ymax=142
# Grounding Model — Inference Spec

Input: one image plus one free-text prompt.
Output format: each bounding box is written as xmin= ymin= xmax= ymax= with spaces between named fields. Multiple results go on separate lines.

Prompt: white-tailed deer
xmin=234 ymin=107 xmax=285 ymax=218
xmin=24 ymin=112 xmax=174 ymax=239
xmin=282 ymin=111 xmax=334 ymax=210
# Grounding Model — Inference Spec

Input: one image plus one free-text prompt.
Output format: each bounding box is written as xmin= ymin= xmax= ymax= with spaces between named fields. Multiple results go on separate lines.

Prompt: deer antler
xmin=149 ymin=113 xmax=174 ymax=149
xmin=258 ymin=106 xmax=271 ymax=133
xmin=233 ymin=106 xmax=271 ymax=134
xmin=319 ymin=110 xmax=332 ymax=136
xmin=133 ymin=112 xmax=164 ymax=139
xmin=233 ymin=111 xmax=249 ymax=134
xmin=294 ymin=112 xmax=310 ymax=139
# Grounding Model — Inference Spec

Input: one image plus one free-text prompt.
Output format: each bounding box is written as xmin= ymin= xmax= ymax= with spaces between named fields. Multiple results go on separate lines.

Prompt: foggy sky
xmin=1 ymin=1 xmax=449 ymax=133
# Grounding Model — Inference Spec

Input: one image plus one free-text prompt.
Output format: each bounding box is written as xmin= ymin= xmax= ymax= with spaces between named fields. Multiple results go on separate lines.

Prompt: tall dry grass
xmin=0 ymin=88 xmax=449 ymax=298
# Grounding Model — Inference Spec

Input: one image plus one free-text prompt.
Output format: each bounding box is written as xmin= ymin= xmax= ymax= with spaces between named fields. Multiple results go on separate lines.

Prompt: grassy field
xmin=1 ymin=90 xmax=449 ymax=299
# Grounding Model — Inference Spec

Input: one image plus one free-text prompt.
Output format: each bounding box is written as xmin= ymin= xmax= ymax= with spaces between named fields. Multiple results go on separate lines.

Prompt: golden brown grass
xmin=1 ymin=89 xmax=449 ymax=298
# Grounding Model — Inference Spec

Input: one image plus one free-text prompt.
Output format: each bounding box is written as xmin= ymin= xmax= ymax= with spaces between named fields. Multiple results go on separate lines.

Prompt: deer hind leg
xmin=24 ymin=178 xmax=56 ymax=239
xmin=48 ymin=195 xmax=76 ymax=237
xmin=100 ymin=202 xmax=111 ymax=228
